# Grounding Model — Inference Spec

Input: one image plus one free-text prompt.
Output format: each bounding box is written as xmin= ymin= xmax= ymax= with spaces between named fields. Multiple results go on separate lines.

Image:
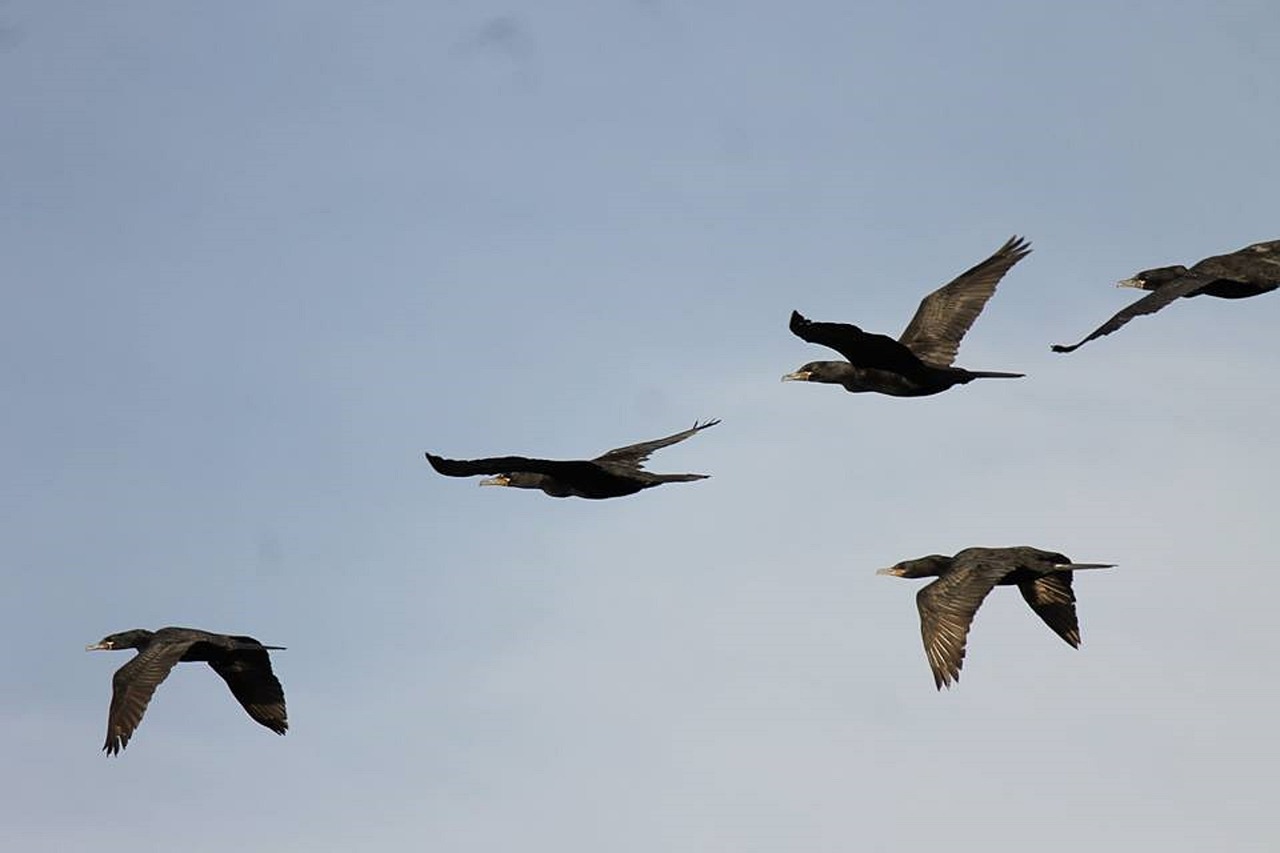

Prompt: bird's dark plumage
xmin=424 ymin=419 xmax=720 ymax=499
xmin=784 ymin=236 xmax=1030 ymax=396
xmin=877 ymin=546 xmax=1114 ymax=689
xmin=1052 ymin=239 xmax=1280 ymax=353
xmin=87 ymin=627 xmax=288 ymax=755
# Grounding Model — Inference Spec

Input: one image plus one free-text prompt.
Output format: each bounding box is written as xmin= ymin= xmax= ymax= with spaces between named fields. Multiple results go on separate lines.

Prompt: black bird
xmin=783 ymin=236 xmax=1031 ymax=397
xmin=1052 ymin=239 xmax=1280 ymax=353
xmin=87 ymin=627 xmax=288 ymax=755
xmin=425 ymin=419 xmax=719 ymax=499
xmin=877 ymin=546 xmax=1114 ymax=689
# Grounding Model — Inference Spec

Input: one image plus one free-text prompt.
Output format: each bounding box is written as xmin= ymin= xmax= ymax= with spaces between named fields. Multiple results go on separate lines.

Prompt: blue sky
xmin=2 ymin=2 xmax=1277 ymax=850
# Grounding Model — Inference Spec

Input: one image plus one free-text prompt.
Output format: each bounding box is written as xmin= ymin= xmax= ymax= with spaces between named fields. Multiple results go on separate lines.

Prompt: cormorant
xmin=87 ymin=627 xmax=288 ymax=755
xmin=425 ymin=419 xmax=719 ymax=499
xmin=1052 ymin=239 xmax=1280 ymax=353
xmin=877 ymin=546 xmax=1114 ymax=689
xmin=783 ymin=236 xmax=1031 ymax=397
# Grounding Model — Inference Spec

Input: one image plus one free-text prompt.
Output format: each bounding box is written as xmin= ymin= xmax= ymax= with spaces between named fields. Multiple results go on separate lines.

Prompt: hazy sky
xmin=3 ymin=2 xmax=1278 ymax=850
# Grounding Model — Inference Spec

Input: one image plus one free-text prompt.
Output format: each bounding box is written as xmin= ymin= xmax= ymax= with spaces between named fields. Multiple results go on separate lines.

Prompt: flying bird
xmin=783 ymin=236 xmax=1030 ymax=397
xmin=877 ymin=546 xmax=1114 ymax=689
xmin=1052 ymin=238 xmax=1280 ymax=353
xmin=87 ymin=627 xmax=288 ymax=755
xmin=425 ymin=419 xmax=720 ymax=499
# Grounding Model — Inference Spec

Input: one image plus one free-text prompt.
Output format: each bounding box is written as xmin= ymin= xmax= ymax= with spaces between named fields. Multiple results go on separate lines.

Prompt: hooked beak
xmin=86 ymin=641 xmax=113 ymax=651
xmin=876 ymin=566 xmax=904 ymax=577
xmin=1116 ymin=277 xmax=1143 ymax=289
xmin=479 ymin=475 xmax=511 ymax=487
xmin=781 ymin=370 xmax=812 ymax=382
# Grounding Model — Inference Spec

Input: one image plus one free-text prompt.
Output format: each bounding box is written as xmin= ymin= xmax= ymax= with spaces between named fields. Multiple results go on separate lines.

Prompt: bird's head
xmin=479 ymin=472 xmax=546 ymax=490
xmin=781 ymin=361 xmax=848 ymax=384
xmin=1119 ymin=265 xmax=1188 ymax=290
xmin=86 ymin=629 xmax=153 ymax=652
xmin=876 ymin=555 xmax=951 ymax=579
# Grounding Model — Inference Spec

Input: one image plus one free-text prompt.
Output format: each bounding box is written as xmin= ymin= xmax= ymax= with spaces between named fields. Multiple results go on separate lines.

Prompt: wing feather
xmin=424 ymin=453 xmax=593 ymax=479
xmin=1017 ymin=574 xmax=1080 ymax=647
xmin=914 ymin=566 xmax=1006 ymax=690
xmin=1050 ymin=276 xmax=1205 ymax=353
xmin=208 ymin=649 xmax=288 ymax=735
xmin=789 ymin=311 xmax=924 ymax=372
xmin=899 ymin=236 xmax=1031 ymax=366
xmin=593 ymin=420 xmax=720 ymax=469
xmin=103 ymin=641 xmax=192 ymax=754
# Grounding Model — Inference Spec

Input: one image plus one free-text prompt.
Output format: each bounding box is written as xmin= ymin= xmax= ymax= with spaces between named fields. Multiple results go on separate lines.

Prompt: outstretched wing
xmin=899 ymin=236 xmax=1031 ymax=367
xmin=788 ymin=311 xmax=923 ymax=373
xmin=424 ymin=453 xmax=592 ymax=479
xmin=103 ymin=641 xmax=193 ymax=755
xmin=915 ymin=565 xmax=1006 ymax=690
xmin=208 ymin=649 xmax=288 ymax=735
xmin=594 ymin=419 xmax=720 ymax=469
xmin=1050 ymin=276 xmax=1205 ymax=353
xmin=1017 ymin=574 xmax=1080 ymax=647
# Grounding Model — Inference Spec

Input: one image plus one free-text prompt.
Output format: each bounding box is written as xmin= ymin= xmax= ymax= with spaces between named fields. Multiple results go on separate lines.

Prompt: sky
xmin=2 ymin=1 xmax=1278 ymax=850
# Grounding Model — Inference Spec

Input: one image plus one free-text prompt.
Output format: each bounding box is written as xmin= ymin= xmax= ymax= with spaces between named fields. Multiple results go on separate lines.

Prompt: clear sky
xmin=2 ymin=2 xmax=1278 ymax=850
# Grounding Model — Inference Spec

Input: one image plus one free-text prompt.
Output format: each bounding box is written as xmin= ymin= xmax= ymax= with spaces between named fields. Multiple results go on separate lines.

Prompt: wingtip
xmin=1001 ymin=235 xmax=1033 ymax=257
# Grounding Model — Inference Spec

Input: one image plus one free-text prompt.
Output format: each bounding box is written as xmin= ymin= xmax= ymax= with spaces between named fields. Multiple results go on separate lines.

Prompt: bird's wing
xmin=207 ymin=649 xmax=288 ymax=735
xmin=1050 ymin=275 xmax=1206 ymax=353
xmin=1017 ymin=574 xmax=1080 ymax=647
xmin=593 ymin=419 xmax=720 ymax=469
xmin=899 ymin=236 xmax=1031 ymax=366
xmin=915 ymin=565 xmax=1006 ymax=689
xmin=424 ymin=453 xmax=590 ymax=478
xmin=788 ymin=311 xmax=921 ymax=371
xmin=1193 ymin=239 xmax=1280 ymax=281
xmin=103 ymin=640 xmax=193 ymax=754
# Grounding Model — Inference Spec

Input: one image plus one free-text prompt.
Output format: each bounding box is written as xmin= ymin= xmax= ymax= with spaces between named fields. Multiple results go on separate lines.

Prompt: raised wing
xmin=1050 ymin=275 xmax=1205 ymax=353
xmin=208 ymin=649 xmax=288 ymax=735
xmin=593 ymin=419 xmax=720 ymax=469
xmin=915 ymin=564 xmax=1006 ymax=689
xmin=789 ymin=311 xmax=923 ymax=373
xmin=1017 ymin=574 xmax=1079 ymax=647
xmin=899 ymin=236 xmax=1031 ymax=367
xmin=103 ymin=640 xmax=192 ymax=754
xmin=425 ymin=453 xmax=594 ymax=479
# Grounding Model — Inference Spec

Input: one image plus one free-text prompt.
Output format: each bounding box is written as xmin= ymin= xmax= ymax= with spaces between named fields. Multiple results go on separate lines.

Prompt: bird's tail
xmin=656 ymin=473 xmax=711 ymax=483
xmin=1052 ymin=563 xmax=1116 ymax=571
xmin=967 ymin=370 xmax=1025 ymax=380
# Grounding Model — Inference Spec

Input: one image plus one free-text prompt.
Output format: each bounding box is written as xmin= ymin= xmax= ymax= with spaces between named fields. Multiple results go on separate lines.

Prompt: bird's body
xmin=425 ymin=419 xmax=719 ymax=499
xmin=87 ymin=626 xmax=288 ymax=755
xmin=878 ymin=546 xmax=1114 ymax=689
xmin=784 ymin=357 xmax=1023 ymax=397
xmin=784 ymin=236 xmax=1030 ymax=397
xmin=1053 ymin=238 xmax=1280 ymax=353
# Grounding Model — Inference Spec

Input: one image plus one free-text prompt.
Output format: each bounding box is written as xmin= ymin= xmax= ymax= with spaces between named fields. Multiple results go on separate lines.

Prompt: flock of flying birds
xmin=89 ymin=236 xmax=1279 ymax=752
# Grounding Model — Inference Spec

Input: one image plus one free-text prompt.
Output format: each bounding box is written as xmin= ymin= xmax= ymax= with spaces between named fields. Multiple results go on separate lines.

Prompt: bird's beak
xmin=479 ymin=475 xmax=511 ymax=487
xmin=781 ymin=370 xmax=812 ymax=382
xmin=1116 ymin=277 xmax=1143 ymax=289
xmin=876 ymin=566 xmax=903 ymax=577
xmin=86 ymin=641 xmax=112 ymax=651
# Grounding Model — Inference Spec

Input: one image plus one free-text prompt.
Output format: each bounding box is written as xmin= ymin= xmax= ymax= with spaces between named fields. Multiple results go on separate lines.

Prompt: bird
xmin=424 ymin=419 xmax=720 ymax=499
xmin=877 ymin=546 xmax=1114 ymax=689
xmin=87 ymin=627 xmax=288 ymax=755
xmin=783 ymin=236 xmax=1031 ymax=397
xmin=1052 ymin=238 xmax=1280 ymax=353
